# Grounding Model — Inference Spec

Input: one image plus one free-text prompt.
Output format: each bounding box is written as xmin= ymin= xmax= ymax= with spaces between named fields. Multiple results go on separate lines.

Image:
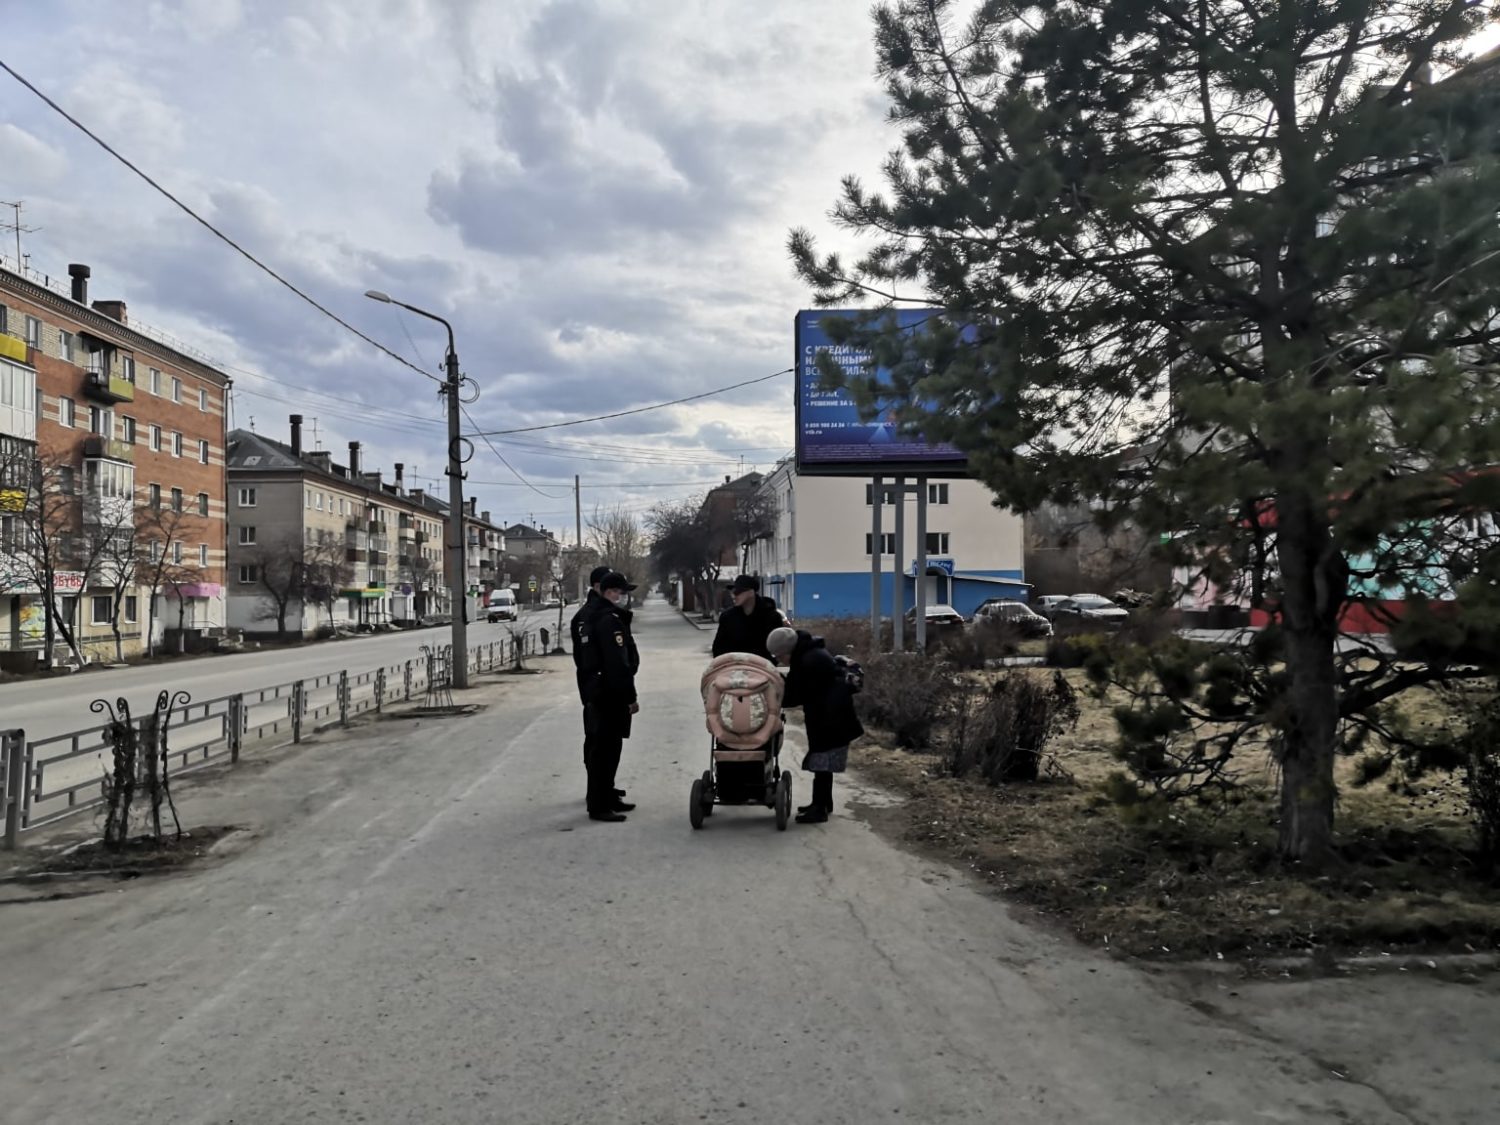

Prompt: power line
xmin=0 ymin=56 xmax=442 ymax=387
xmin=460 ymin=402 xmax=571 ymax=499
xmin=465 ymin=367 xmax=793 ymax=436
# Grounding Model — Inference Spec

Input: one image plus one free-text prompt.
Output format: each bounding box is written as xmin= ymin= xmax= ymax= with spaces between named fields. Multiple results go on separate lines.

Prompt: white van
xmin=485 ymin=588 xmax=518 ymax=622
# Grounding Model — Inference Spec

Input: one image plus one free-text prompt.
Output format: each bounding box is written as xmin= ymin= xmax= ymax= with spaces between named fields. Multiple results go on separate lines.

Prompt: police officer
xmin=579 ymin=571 xmax=640 ymax=822
xmin=571 ymin=565 xmax=627 ymax=807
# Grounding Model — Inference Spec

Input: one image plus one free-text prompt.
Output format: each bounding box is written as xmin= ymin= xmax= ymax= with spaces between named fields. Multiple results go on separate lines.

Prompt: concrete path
xmin=0 ymin=598 xmax=1491 ymax=1124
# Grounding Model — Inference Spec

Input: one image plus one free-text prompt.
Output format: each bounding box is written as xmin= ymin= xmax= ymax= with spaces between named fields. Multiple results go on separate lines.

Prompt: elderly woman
xmin=766 ymin=626 xmax=864 ymax=823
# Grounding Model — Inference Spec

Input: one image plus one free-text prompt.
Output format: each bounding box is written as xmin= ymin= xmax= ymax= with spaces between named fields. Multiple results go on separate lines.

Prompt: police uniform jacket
xmin=570 ymin=591 xmax=606 ymax=702
xmin=578 ymin=601 xmax=640 ymax=716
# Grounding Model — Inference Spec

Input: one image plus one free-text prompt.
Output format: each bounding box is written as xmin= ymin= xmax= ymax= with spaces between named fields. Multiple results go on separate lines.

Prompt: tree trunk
xmin=1274 ymin=495 xmax=1344 ymax=862
xmin=147 ymin=591 xmax=158 ymax=657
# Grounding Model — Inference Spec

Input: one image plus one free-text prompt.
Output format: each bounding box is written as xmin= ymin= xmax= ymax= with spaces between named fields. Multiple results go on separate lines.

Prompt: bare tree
xmin=301 ymin=536 xmax=354 ymax=631
xmin=12 ymin=450 xmax=117 ymax=667
xmin=730 ymin=490 xmax=776 ymax=572
xmin=586 ymin=503 xmax=645 ymax=575
xmin=399 ymin=550 xmax=439 ymax=620
xmin=137 ymin=504 xmax=198 ymax=658
xmin=246 ymin=534 xmax=309 ymax=642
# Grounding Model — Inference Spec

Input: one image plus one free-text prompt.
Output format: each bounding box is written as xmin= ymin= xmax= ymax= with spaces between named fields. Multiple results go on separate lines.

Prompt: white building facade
xmin=744 ymin=462 xmax=1028 ymax=620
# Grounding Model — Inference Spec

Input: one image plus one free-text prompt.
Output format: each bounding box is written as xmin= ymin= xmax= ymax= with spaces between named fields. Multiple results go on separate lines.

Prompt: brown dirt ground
xmin=850 ymin=668 xmax=1500 ymax=962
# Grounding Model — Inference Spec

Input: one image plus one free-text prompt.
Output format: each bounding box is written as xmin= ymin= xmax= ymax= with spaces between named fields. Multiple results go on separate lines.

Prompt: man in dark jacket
xmin=766 ymin=626 xmax=863 ymax=823
xmin=578 ymin=571 xmax=641 ymax=822
xmin=711 ymin=574 xmax=786 ymax=661
xmin=570 ymin=565 xmax=626 ymax=808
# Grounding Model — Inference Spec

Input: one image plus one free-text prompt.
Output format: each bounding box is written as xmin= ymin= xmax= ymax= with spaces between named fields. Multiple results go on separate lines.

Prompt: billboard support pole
xmin=893 ymin=476 xmax=906 ymax=652
xmin=870 ymin=475 xmax=883 ymax=650
xmin=915 ymin=477 xmax=928 ymax=650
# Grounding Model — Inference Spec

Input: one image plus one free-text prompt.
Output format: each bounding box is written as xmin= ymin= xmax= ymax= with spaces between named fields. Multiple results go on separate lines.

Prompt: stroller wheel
xmin=690 ymin=778 xmax=707 ymax=830
xmin=774 ymin=772 xmax=792 ymax=831
xmin=700 ymin=770 xmax=714 ymax=817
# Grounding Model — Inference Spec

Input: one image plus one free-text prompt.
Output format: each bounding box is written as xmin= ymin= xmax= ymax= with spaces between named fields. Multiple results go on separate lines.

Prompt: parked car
xmin=1051 ymin=594 xmax=1131 ymax=627
xmin=1033 ymin=595 xmax=1072 ymax=620
xmin=970 ymin=599 xmax=1054 ymax=637
xmin=904 ymin=603 xmax=967 ymax=642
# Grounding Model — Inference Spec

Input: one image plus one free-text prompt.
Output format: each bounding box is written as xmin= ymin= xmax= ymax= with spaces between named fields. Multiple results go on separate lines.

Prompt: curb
xmin=679 ymin=610 xmax=715 ymax=631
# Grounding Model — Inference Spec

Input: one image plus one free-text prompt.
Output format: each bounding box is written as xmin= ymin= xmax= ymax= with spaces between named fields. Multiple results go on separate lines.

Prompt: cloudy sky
xmin=0 ymin=0 xmax=894 ymax=533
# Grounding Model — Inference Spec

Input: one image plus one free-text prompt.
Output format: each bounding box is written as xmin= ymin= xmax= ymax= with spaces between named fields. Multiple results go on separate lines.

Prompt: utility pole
xmin=575 ymin=474 xmax=584 ymax=606
xmin=443 ymin=338 xmax=469 ymax=688
xmin=364 ymin=289 xmax=469 ymax=688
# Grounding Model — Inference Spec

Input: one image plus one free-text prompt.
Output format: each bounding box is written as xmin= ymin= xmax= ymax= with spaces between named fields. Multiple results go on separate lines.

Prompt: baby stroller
xmin=692 ymin=652 xmax=793 ymax=830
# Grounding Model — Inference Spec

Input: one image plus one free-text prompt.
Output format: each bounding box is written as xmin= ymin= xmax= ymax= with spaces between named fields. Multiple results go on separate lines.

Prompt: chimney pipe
xmin=290 ymin=414 xmax=304 ymax=457
xmin=725 ymin=475 xmax=731 ymax=484
xmin=467 ymin=497 xmax=477 ymax=516
xmin=92 ymin=299 xmax=127 ymax=324
xmin=481 ymin=510 xmax=491 ymax=524
xmin=348 ymin=441 xmax=362 ymax=476
xmin=68 ymin=263 xmax=90 ymax=305
xmin=393 ymin=462 xmax=404 ymax=488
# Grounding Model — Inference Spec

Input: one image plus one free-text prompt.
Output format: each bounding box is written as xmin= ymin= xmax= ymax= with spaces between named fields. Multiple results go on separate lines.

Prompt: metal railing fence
xmin=2 ymin=629 xmax=540 ymax=847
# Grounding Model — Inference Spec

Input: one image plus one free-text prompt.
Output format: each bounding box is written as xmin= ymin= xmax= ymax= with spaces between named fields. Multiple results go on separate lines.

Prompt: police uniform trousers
xmin=584 ymin=702 xmax=631 ymax=814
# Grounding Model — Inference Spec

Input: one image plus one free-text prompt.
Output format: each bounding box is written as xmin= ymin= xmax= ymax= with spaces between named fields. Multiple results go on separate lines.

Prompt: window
xmin=173 ymin=541 xmax=183 ymax=564
xmin=305 ymin=490 xmax=312 ymax=509
xmin=0 ymin=306 xmax=7 ymax=333
xmin=172 ymin=432 xmax=183 ymax=458
xmin=865 ymin=484 xmax=898 ymax=506
xmin=122 ymin=416 xmax=136 ymax=444
xmin=238 ymin=487 xmax=256 ymax=507
xmin=150 ymin=424 xmax=162 ymax=452
xmin=239 ymin=564 xmax=258 ymax=584
xmin=238 ymin=526 xmax=256 ymax=545
xmin=925 ymin=532 xmax=951 ymax=555
xmin=121 ymin=356 xmax=135 ymax=384
xmin=171 ymin=376 xmax=182 ymax=403
xmin=59 ymin=396 xmax=76 ymax=427
xmin=315 ymin=493 xmax=323 ymax=511
xmin=59 ymin=331 xmax=75 ymax=363
xmin=865 ymin=532 xmax=896 ymax=556
xmin=148 ymin=483 xmax=161 ymax=509
xmin=124 ymin=596 xmax=139 ymax=624
xmin=199 ymin=544 xmax=209 ymax=567
xmin=198 ymin=492 xmax=209 ymax=516
xmin=0 ymin=514 xmax=14 ymax=551
xmin=928 ymin=483 xmax=949 ymax=505
xmin=88 ymin=405 xmax=102 ymax=434
xmin=57 ymin=466 xmax=75 ymax=494
xmin=24 ymin=316 xmax=40 ymax=348
xmin=149 ymin=540 xmax=162 ymax=561
xmin=171 ymin=487 xmax=183 ymax=512
xmin=91 ymin=595 xmax=113 ymax=626
xmin=199 ymin=387 xmax=209 ymax=411
xmin=198 ymin=439 xmax=210 ymax=464
xmin=149 ymin=367 xmax=161 ymax=395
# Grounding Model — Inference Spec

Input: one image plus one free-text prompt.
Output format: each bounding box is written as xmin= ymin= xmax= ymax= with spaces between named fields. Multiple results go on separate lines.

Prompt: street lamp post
xmin=365 ymin=289 xmax=469 ymax=689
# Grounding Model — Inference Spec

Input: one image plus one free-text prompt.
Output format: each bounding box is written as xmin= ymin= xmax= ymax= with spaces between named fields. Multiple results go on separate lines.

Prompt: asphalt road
xmin=0 ymin=599 xmax=1433 ymax=1124
xmin=0 ymin=604 xmax=563 ymax=747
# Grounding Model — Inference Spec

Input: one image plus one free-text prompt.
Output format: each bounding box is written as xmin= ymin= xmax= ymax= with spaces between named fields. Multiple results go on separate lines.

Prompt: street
xmin=0 ymin=604 xmax=563 ymax=748
xmin=0 ymin=599 xmax=1468 ymax=1124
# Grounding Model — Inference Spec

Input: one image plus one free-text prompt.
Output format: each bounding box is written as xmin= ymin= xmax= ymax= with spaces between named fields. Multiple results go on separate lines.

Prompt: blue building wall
xmin=766 ymin=570 xmax=1028 ymax=621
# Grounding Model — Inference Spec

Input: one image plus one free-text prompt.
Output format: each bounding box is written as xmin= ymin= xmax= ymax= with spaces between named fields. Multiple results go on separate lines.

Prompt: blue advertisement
xmin=794 ymin=309 xmax=968 ymax=476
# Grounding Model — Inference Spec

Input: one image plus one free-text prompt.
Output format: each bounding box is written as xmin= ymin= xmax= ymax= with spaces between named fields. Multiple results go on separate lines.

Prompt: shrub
xmin=797 ymin=616 xmax=891 ymax=663
xmin=859 ymin=652 xmax=956 ymax=748
xmin=940 ymin=620 xmax=1022 ymax=670
xmin=1045 ymin=632 xmax=1112 ymax=669
xmin=946 ymin=670 xmax=1082 ymax=783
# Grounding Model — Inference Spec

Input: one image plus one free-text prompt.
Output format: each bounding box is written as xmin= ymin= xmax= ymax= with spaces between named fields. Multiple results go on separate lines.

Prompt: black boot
xmin=795 ymin=806 xmax=828 ymax=824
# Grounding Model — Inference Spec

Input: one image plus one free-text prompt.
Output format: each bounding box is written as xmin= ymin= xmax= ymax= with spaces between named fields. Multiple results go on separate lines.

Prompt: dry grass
xmin=851 ymin=669 xmax=1500 ymax=961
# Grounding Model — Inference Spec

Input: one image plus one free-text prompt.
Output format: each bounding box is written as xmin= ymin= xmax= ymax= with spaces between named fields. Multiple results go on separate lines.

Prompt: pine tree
xmin=791 ymin=0 xmax=1500 ymax=860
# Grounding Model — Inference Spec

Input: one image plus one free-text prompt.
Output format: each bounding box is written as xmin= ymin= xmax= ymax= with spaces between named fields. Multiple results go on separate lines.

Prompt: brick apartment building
xmin=0 ymin=262 xmax=230 ymax=666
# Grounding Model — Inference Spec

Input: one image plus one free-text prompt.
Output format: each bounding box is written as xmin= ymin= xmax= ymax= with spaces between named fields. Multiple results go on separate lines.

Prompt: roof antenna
xmin=0 ymin=200 xmax=40 ymax=271
xmin=249 ymin=415 xmax=256 ymax=432
xmin=309 ymin=416 xmax=322 ymax=450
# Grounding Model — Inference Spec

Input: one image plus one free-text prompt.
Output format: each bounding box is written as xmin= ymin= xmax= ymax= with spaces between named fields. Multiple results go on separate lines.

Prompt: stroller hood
xmin=701 ymin=653 xmax=785 ymax=749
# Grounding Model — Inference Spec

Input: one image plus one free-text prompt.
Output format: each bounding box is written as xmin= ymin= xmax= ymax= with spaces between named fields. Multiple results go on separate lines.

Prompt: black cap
xmin=589 ymin=565 xmax=613 ymax=587
xmin=730 ymin=574 xmax=760 ymax=594
xmin=600 ymin=571 xmax=637 ymax=592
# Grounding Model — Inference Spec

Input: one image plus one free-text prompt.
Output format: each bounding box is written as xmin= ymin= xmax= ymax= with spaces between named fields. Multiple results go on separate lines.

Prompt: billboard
xmin=794 ymin=309 xmax=969 ymax=477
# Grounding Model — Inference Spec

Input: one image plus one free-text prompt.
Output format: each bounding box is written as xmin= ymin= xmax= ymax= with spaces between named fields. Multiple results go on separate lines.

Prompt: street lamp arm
xmin=364 ymin=290 xmax=455 ymax=356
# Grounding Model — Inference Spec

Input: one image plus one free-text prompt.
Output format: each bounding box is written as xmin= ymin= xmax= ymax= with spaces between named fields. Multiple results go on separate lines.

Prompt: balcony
xmin=370 ymin=549 xmax=388 ymax=567
xmin=479 ymin=559 xmax=495 ymax=571
xmin=0 ymin=334 xmax=31 ymax=365
xmin=83 ymin=435 xmax=134 ymax=463
xmin=346 ymin=547 xmax=368 ymax=563
xmin=414 ymin=531 xmax=428 ymax=545
xmin=398 ymin=522 xmax=415 ymax=539
xmin=84 ymin=370 xmax=135 ymax=404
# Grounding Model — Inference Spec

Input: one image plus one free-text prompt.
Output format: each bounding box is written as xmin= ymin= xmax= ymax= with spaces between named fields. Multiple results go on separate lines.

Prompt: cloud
xmin=3 ymin=0 xmax=892 ymax=525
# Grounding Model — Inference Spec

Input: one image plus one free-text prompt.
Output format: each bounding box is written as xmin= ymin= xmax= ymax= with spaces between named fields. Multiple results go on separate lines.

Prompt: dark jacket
xmin=712 ymin=595 xmax=785 ymax=661
xmin=581 ymin=601 xmax=639 ymax=710
xmin=780 ymin=631 xmax=864 ymax=754
xmin=570 ymin=591 xmax=606 ymax=701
